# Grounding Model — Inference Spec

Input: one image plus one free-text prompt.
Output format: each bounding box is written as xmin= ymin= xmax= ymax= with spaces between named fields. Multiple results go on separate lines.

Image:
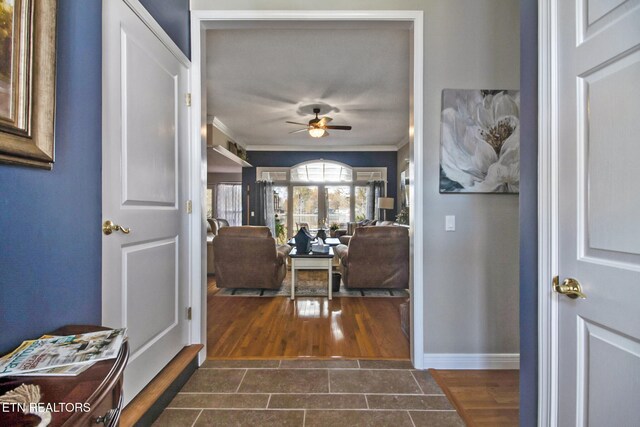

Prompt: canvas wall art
xmin=439 ymin=89 xmax=520 ymax=193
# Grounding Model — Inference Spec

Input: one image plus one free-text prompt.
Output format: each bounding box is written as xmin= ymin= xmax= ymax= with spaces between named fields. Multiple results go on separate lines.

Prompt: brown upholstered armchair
xmin=334 ymin=226 xmax=409 ymax=289
xmin=213 ymin=226 xmax=292 ymax=289
xmin=207 ymin=218 xmax=230 ymax=275
xmin=338 ymin=220 xmax=395 ymax=245
xmin=206 ymin=220 xmax=215 ymax=275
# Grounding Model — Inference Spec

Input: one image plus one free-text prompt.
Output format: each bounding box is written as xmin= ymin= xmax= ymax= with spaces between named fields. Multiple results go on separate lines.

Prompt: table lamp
xmin=377 ymin=197 xmax=395 ymax=221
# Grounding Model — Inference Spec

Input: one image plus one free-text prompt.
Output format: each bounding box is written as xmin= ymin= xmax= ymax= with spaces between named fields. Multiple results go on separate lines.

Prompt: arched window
xmin=257 ymin=160 xmax=387 ymax=238
xmin=289 ymin=160 xmax=352 ymax=183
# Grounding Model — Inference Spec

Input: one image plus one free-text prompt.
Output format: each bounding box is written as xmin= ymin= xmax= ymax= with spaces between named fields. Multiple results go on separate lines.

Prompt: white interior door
xmin=557 ymin=0 xmax=640 ymax=425
xmin=102 ymin=0 xmax=190 ymax=403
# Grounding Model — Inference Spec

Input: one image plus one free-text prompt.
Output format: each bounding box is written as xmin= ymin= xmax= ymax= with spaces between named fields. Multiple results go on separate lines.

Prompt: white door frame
xmin=188 ymin=10 xmax=425 ymax=367
xmin=538 ymin=0 xmax=560 ymax=425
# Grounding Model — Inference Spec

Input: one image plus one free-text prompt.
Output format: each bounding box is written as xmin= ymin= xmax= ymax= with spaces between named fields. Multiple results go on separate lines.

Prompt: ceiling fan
xmin=286 ymin=108 xmax=352 ymax=138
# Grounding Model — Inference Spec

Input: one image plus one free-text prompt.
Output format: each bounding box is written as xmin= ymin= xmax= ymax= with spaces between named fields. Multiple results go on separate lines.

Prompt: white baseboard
xmin=423 ymin=353 xmax=520 ymax=370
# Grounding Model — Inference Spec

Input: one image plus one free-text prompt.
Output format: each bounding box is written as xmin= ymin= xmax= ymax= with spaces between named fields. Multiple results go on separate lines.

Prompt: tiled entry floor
xmin=153 ymin=360 xmax=465 ymax=427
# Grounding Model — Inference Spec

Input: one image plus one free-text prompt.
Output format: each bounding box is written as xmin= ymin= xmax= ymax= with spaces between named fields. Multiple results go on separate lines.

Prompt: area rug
xmin=213 ymin=270 xmax=410 ymax=298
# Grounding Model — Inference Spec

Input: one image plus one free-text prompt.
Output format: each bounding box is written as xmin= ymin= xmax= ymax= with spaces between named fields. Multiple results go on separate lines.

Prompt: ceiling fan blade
xmin=324 ymin=125 xmax=352 ymax=131
xmin=322 ymin=131 xmax=330 ymax=137
xmin=289 ymin=128 xmax=309 ymax=134
xmin=318 ymin=117 xmax=333 ymax=127
xmin=286 ymin=121 xmax=309 ymax=126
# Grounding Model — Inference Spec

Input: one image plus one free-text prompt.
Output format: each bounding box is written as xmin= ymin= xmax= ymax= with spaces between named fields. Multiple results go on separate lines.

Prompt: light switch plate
xmin=251 ymin=211 xmax=255 ymax=217
xmin=445 ymin=215 xmax=455 ymax=231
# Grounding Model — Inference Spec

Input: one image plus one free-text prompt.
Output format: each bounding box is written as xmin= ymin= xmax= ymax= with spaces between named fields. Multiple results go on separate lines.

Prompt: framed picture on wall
xmin=0 ymin=0 xmax=58 ymax=170
xmin=439 ymin=89 xmax=520 ymax=193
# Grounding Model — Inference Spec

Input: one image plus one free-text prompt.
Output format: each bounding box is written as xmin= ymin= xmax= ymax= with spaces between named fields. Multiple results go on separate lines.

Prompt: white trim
xmin=246 ymin=144 xmax=400 ymax=152
xmin=410 ymin=14 xmax=425 ymax=370
xmin=423 ymin=353 xmax=520 ymax=370
xmin=122 ymin=0 xmax=190 ymax=67
xmin=192 ymin=9 xmax=424 ymax=23
xmin=538 ymin=0 xmax=559 ymax=426
xmin=189 ymin=10 xmax=425 ymax=370
xmin=211 ymin=116 xmax=246 ymax=148
xmin=189 ymin=18 xmax=207 ymax=364
xmin=396 ymin=135 xmax=410 ymax=149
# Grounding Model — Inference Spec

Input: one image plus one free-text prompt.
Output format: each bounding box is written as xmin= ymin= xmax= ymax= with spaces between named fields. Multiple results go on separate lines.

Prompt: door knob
xmin=103 ymin=220 xmax=131 ymax=235
xmin=553 ymin=276 xmax=586 ymax=299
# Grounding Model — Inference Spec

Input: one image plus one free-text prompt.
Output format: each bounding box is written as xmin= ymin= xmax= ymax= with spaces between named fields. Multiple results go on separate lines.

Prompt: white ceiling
xmin=205 ymin=27 xmax=410 ymax=150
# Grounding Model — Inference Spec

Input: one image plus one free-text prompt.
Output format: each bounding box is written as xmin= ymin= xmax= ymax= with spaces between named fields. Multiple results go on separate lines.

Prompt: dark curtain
xmin=254 ymin=181 xmax=275 ymax=235
xmin=367 ymin=180 xmax=385 ymax=220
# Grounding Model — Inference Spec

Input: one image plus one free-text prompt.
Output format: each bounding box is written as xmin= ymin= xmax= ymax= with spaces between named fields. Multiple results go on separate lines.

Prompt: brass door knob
xmin=553 ymin=276 xmax=586 ymax=299
xmin=103 ymin=220 xmax=131 ymax=235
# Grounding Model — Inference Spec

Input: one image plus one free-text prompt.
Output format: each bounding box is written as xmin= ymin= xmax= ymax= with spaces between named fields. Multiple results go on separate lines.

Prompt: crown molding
xmin=397 ymin=135 xmax=410 ymax=149
xmin=210 ymin=117 xmax=246 ymax=148
xmin=245 ymin=144 xmax=399 ymax=152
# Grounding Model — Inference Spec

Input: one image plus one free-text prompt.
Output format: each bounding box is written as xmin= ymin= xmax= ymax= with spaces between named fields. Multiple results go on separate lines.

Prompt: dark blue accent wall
xmin=139 ymin=0 xmax=190 ymax=58
xmin=0 ymin=0 xmax=102 ymax=354
xmin=242 ymin=151 xmax=398 ymax=224
xmin=520 ymin=0 xmax=538 ymax=425
xmin=0 ymin=0 xmax=191 ymax=355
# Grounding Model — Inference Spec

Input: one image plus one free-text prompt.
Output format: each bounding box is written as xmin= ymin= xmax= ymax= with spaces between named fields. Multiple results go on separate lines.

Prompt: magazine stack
xmin=0 ymin=328 xmax=126 ymax=377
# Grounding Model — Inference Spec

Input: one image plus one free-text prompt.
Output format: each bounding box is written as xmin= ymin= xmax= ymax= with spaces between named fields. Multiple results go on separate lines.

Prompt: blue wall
xmin=0 ymin=0 xmax=190 ymax=355
xmin=0 ymin=0 xmax=102 ymax=353
xmin=519 ymin=0 xmax=538 ymax=425
xmin=242 ymin=151 xmax=398 ymax=225
xmin=139 ymin=0 xmax=190 ymax=58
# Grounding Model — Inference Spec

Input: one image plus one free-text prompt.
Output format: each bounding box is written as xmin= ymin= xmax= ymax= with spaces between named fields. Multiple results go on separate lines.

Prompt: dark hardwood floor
xmin=207 ymin=276 xmax=410 ymax=359
xmin=206 ymin=277 xmax=519 ymax=426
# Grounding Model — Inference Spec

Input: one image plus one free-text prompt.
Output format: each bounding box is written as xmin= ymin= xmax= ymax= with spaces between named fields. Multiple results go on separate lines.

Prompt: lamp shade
xmin=377 ymin=197 xmax=394 ymax=210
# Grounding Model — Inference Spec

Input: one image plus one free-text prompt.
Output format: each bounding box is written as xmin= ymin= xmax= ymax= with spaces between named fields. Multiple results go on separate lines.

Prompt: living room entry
xmin=195 ymin=16 xmax=422 ymax=362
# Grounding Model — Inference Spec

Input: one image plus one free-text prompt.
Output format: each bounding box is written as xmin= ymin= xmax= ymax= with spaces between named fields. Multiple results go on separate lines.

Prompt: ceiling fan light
xmin=308 ymin=128 xmax=326 ymax=138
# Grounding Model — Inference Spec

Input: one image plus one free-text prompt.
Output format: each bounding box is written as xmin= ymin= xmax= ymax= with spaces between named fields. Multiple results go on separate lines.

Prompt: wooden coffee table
xmin=288 ymin=247 xmax=335 ymax=300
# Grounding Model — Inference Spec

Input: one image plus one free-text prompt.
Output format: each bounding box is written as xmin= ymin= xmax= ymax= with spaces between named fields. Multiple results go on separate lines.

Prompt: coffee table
xmin=288 ymin=247 xmax=335 ymax=300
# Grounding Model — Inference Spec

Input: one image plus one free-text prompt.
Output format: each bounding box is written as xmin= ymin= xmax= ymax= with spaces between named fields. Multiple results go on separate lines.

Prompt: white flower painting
xmin=440 ymin=89 xmax=520 ymax=193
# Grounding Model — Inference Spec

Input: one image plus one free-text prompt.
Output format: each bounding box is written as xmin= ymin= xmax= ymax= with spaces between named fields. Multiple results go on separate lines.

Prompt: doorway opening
xmin=190 ymin=11 xmax=425 ymax=366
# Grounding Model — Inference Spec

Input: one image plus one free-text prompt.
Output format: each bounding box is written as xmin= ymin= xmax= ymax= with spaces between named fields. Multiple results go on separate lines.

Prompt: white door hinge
xmin=185 ymin=200 xmax=192 ymax=214
xmin=187 ymin=307 xmax=192 ymax=320
xmin=185 ymin=93 xmax=192 ymax=107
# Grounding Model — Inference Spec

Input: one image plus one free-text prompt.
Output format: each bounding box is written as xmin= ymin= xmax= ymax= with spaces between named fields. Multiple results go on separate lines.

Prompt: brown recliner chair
xmin=206 ymin=220 xmax=215 ymax=275
xmin=207 ymin=218 xmax=230 ymax=275
xmin=334 ymin=226 xmax=409 ymax=289
xmin=338 ymin=220 xmax=395 ymax=245
xmin=213 ymin=226 xmax=291 ymax=289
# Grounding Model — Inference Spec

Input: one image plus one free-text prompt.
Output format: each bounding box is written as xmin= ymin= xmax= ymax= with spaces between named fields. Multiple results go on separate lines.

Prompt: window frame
xmin=257 ymin=161 xmax=387 ymax=237
xmin=214 ymin=182 xmax=242 ymax=226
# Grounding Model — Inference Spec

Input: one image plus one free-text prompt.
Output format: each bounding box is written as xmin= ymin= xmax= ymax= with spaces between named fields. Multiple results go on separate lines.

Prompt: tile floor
xmin=153 ymin=360 xmax=465 ymax=427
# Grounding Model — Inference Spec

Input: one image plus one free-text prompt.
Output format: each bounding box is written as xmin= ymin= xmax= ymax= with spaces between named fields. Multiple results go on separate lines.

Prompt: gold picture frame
xmin=0 ymin=0 xmax=57 ymax=170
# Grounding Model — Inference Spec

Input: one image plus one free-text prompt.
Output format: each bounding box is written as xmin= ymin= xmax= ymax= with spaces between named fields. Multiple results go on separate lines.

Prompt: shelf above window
xmin=207 ymin=144 xmax=252 ymax=168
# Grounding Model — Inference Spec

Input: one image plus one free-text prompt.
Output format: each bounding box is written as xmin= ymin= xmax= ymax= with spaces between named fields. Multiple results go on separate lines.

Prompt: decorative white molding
xmin=192 ymin=9 xmax=424 ymax=23
xmin=122 ymin=0 xmax=190 ymax=67
xmin=211 ymin=116 xmax=246 ymax=148
xmin=396 ymin=134 xmax=410 ymax=149
xmin=423 ymin=353 xmax=520 ymax=370
xmin=538 ymin=0 xmax=559 ymax=426
xmin=246 ymin=144 xmax=399 ymax=152
xmin=190 ymin=9 xmax=425 ymax=370
xmin=409 ymin=13 xmax=425 ymax=370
